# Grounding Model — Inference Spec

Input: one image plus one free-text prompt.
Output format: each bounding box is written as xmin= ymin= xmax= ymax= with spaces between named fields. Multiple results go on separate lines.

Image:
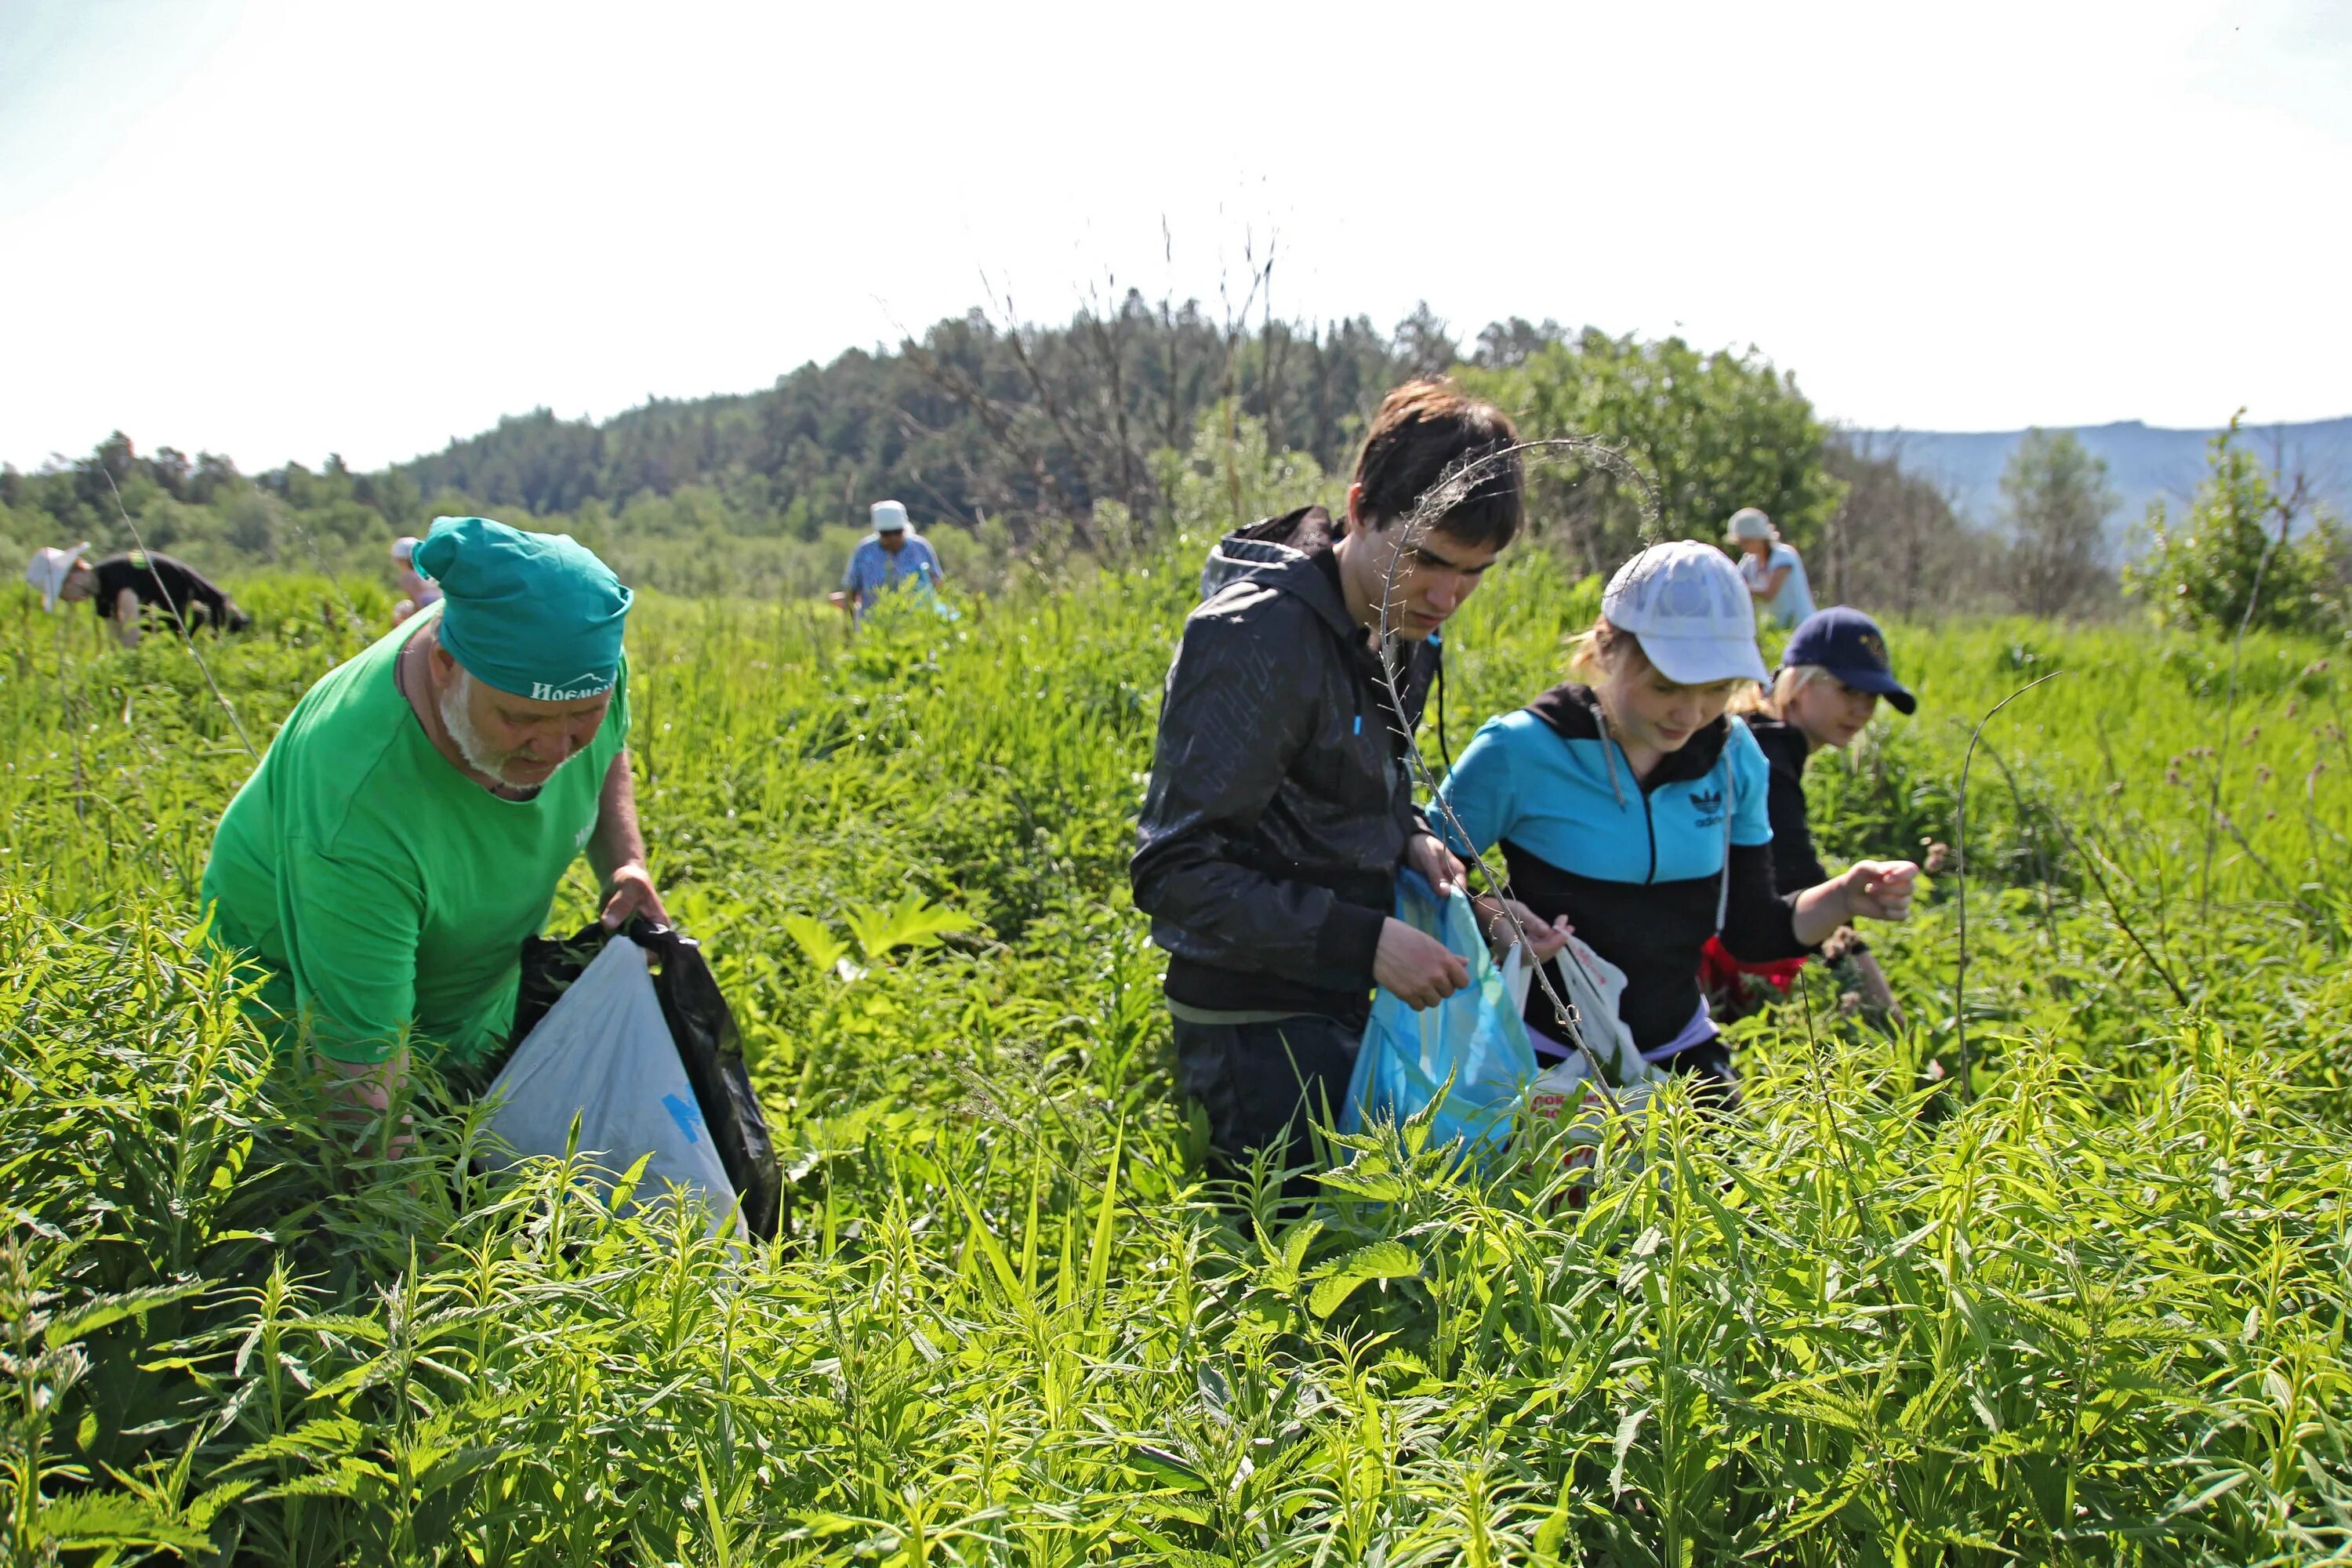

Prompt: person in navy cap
xmin=1707 ymin=605 xmax=1919 ymax=1023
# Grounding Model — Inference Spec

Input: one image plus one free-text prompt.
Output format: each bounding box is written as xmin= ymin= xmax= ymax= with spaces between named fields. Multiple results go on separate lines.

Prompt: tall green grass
xmin=2 ymin=544 xmax=2347 ymax=1564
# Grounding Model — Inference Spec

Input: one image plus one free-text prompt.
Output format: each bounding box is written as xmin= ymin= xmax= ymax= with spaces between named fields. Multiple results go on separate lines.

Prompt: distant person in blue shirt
xmin=1728 ymin=506 xmax=1815 ymax=628
xmin=840 ymin=500 xmax=944 ymax=622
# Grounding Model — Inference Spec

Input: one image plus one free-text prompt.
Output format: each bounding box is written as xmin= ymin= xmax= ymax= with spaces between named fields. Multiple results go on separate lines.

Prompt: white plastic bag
xmin=1508 ymin=935 xmax=1663 ymax=1181
xmin=1504 ymin=937 xmax=1653 ymax=1100
xmin=483 ymin=935 xmax=742 ymax=1240
xmin=1501 ymin=942 xmax=1532 ymax=1015
xmin=1513 ymin=939 xmax=1656 ymax=1184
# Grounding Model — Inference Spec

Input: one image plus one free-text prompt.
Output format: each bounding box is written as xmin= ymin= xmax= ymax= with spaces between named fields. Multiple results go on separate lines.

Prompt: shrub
xmin=2127 ymin=414 xmax=2348 ymax=637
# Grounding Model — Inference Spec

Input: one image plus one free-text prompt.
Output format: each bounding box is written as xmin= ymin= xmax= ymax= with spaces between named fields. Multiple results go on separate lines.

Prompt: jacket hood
xmin=1198 ymin=506 xmax=1359 ymax=641
xmin=1524 ymin=681 xmax=1733 ymax=788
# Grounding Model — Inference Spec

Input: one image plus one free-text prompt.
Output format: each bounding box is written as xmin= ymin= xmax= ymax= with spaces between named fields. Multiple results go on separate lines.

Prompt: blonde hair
xmin=1566 ymin=618 xmax=1643 ymax=682
xmin=1733 ymin=662 xmax=1831 ymax=717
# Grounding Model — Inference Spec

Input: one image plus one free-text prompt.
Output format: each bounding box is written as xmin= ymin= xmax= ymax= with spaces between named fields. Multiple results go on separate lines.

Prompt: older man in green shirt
xmin=203 ymin=516 xmax=665 ymax=1127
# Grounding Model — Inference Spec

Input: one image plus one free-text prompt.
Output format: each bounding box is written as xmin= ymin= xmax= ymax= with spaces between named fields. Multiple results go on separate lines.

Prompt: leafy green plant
xmin=2127 ymin=413 xmax=2349 ymax=637
xmin=1 ymin=537 xmax=2348 ymax=1563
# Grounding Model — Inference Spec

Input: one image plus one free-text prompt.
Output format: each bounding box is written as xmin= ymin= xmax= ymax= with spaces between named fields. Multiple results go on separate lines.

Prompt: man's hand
xmin=1842 ymin=860 xmax=1919 ymax=922
xmin=1483 ymin=897 xmax=1574 ymax=964
xmin=1374 ymin=916 xmax=1469 ymax=1011
xmin=1403 ymin=832 xmax=1465 ymax=898
xmin=600 ymin=862 xmax=670 ymax=930
xmin=315 ymin=1049 xmax=416 ymax=1160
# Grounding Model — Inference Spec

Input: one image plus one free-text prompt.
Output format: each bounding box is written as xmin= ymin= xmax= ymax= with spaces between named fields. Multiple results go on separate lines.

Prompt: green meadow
xmin=4 ymin=540 xmax=2349 ymax=1565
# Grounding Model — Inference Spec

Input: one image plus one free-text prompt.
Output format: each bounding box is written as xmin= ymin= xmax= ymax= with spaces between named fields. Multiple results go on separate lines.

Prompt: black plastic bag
xmin=514 ymin=916 xmax=781 ymax=1240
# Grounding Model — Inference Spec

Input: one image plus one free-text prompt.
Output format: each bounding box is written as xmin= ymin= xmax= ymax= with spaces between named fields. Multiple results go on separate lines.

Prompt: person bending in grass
xmin=1131 ymin=379 xmax=1524 ymax=1191
xmin=1432 ymin=541 xmax=1919 ymax=1103
xmin=201 ymin=516 xmax=667 ymax=1140
xmin=1708 ymin=604 xmax=1920 ymax=1025
xmin=27 ymin=541 xmax=251 ymax=648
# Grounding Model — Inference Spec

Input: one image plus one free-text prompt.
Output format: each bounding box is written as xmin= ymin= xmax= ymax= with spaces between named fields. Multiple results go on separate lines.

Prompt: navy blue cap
xmin=1781 ymin=606 xmax=1916 ymax=714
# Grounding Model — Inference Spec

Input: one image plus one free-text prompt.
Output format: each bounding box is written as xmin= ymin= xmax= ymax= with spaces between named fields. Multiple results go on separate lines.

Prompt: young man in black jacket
xmin=1131 ymin=380 xmax=1524 ymax=1189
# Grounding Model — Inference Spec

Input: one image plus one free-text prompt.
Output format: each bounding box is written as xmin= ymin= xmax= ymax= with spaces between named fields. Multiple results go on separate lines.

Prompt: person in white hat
xmin=1430 ymin=539 xmax=1916 ymax=1102
xmin=837 ymin=499 xmax=944 ymax=622
xmin=27 ymin=541 xmax=248 ymax=648
xmin=25 ymin=543 xmax=89 ymax=613
xmin=1726 ymin=506 xmax=1815 ymax=629
xmin=390 ymin=535 xmax=442 ymax=624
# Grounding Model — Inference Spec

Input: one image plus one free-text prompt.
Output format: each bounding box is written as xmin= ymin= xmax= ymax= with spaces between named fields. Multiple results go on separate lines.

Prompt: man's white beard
xmin=439 ymin=670 xmax=575 ymax=792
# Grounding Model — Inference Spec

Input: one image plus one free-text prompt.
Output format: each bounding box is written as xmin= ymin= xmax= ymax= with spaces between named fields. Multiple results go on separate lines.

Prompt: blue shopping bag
xmin=1340 ymin=869 xmax=1538 ymax=1153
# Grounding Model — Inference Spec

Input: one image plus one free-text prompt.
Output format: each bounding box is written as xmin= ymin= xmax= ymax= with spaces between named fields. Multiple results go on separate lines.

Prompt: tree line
xmin=5 ymin=294 xmax=2341 ymax=632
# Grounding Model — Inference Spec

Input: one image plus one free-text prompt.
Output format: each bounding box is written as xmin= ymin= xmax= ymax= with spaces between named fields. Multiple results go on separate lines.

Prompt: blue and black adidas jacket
xmin=1432 ymin=683 xmax=1810 ymax=1055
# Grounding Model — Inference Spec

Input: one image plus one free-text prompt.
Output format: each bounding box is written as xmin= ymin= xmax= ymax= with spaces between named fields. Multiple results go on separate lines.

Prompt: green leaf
xmin=949 ymin=1185 xmax=1023 ymax=1301
xmin=782 ymin=913 xmax=848 ymax=972
xmin=843 ymin=890 xmax=976 ymax=961
xmin=1610 ymin=1403 xmax=1649 ymax=1497
xmin=1125 ymin=1443 xmax=1209 ymax=1492
xmin=36 ymin=1493 xmax=212 ymax=1553
xmin=1279 ymin=1218 xmax=1323 ymax=1276
xmin=45 ymin=1280 xmax=204 ymax=1348
xmin=1308 ymin=1240 xmax=1419 ymax=1318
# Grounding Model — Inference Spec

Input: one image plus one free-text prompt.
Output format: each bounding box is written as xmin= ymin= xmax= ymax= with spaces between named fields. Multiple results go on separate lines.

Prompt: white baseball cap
xmin=870 ymin=499 xmax=909 ymax=532
xmin=26 ymin=543 xmax=89 ymax=612
xmin=1602 ymin=539 xmax=1770 ymax=686
xmin=1726 ymin=506 xmax=1774 ymax=542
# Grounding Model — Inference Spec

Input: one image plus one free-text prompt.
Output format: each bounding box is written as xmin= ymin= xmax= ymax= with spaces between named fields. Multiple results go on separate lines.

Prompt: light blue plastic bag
xmin=1340 ymin=870 xmax=1537 ymax=1153
xmin=912 ymin=562 xmax=961 ymax=622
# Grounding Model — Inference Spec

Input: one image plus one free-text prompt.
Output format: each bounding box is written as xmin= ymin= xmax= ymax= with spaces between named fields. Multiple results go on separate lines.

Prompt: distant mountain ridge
xmin=1851 ymin=417 xmax=2352 ymax=539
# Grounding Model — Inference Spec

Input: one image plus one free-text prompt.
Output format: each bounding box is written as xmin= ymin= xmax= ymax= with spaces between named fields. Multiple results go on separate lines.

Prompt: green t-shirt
xmin=201 ymin=609 xmax=630 ymax=1064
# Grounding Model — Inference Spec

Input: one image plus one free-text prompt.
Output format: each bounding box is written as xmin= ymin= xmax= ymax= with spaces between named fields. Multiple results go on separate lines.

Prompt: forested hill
xmin=391 ymin=298 xmax=1425 ymax=537
xmin=0 ymin=303 xmax=1873 ymax=604
xmin=8 ymin=298 xmax=2329 ymax=624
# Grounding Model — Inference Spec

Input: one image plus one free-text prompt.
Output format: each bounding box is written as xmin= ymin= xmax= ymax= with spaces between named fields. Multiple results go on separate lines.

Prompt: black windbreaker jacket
xmin=1130 ymin=506 xmax=1437 ymax=1025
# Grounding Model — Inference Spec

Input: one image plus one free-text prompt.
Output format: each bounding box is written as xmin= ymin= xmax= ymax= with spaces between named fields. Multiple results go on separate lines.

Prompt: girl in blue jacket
xmin=1432 ymin=541 xmax=1918 ymax=1097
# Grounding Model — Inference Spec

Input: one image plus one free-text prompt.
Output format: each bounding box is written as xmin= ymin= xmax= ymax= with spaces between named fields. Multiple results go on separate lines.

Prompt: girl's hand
xmin=1843 ymin=860 xmax=1919 ymax=922
xmin=1484 ymin=898 xmax=1574 ymax=963
xmin=1403 ymin=833 xmax=1465 ymax=898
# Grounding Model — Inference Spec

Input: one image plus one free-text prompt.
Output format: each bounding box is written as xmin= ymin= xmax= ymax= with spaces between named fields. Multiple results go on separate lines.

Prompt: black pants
xmin=1171 ymin=1013 xmax=1360 ymax=1194
xmin=1661 ymin=1035 xmax=1738 ymax=1109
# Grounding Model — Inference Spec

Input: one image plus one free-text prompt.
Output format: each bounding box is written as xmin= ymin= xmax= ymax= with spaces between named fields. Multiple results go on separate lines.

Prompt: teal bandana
xmin=412 ymin=517 xmax=631 ymax=700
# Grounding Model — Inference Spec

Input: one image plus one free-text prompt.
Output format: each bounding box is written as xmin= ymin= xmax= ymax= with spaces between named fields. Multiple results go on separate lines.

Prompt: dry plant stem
xmin=284 ymin=507 xmax=366 ymax=638
xmin=100 ymin=465 xmax=260 ymax=762
xmin=1952 ymin=670 xmax=2067 ymax=1100
xmin=2200 ymin=800 xmax=2331 ymax=927
xmin=896 ymin=332 xmax=1086 ymax=541
xmin=1077 ymin=292 xmax=1142 ymax=514
xmin=2050 ymin=819 xmax=2194 ymax=1011
xmin=2200 ymin=524 xmax=2283 ymax=922
xmin=1792 ymin=965 xmax=1877 ymax=1244
xmin=991 ymin=280 xmax=1113 ymax=509
xmin=52 ymin=615 xmax=87 ymax=822
xmin=1368 ymin=437 xmax=1662 ymax=1112
xmin=1961 ymin=730 xmax=2060 ymax=953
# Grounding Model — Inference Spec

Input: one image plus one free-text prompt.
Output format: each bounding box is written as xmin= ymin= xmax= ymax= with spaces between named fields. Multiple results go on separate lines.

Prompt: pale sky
xmin=4 ymin=0 xmax=2347 ymax=474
